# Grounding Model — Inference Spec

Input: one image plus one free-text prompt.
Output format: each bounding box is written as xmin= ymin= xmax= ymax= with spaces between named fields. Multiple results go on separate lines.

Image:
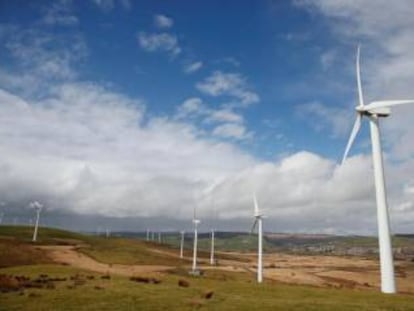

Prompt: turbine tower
xmin=30 ymin=201 xmax=43 ymax=242
xmin=146 ymin=229 xmax=150 ymax=241
xmin=251 ymin=193 xmax=264 ymax=283
xmin=342 ymin=46 xmax=414 ymax=294
xmin=210 ymin=229 xmax=215 ymax=265
xmin=192 ymin=207 xmax=200 ymax=274
xmin=180 ymin=230 xmax=185 ymax=259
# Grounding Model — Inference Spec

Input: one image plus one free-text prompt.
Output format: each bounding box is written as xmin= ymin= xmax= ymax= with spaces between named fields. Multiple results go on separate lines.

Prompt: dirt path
xmin=37 ymin=245 xmax=414 ymax=294
xmin=38 ymin=245 xmax=173 ymax=277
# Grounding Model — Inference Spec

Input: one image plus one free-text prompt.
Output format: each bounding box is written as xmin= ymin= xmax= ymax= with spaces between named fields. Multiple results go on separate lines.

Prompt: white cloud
xmin=42 ymin=0 xmax=79 ymax=26
xmin=196 ymin=71 xmax=259 ymax=106
xmin=3 ymin=28 xmax=88 ymax=85
xmin=176 ymin=98 xmax=244 ymax=128
xmin=207 ymin=109 xmax=243 ymax=124
xmin=91 ymin=0 xmax=114 ymax=11
xmin=154 ymin=14 xmax=174 ymax=29
xmin=214 ymin=57 xmax=240 ymax=67
xmin=176 ymin=97 xmax=205 ymax=118
xmin=138 ymin=32 xmax=181 ymax=56
xmin=1 ymin=84 xmax=414 ymax=232
xmin=184 ymin=61 xmax=203 ymax=74
xmin=212 ymin=123 xmax=250 ymax=140
xmin=91 ymin=0 xmax=131 ymax=11
xmin=0 ymin=85 xmax=255 ymax=217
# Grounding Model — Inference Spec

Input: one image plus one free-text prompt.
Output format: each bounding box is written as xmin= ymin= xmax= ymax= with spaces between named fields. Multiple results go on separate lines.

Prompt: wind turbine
xmin=30 ymin=201 xmax=43 ymax=242
xmin=146 ymin=229 xmax=150 ymax=241
xmin=342 ymin=46 xmax=414 ymax=294
xmin=179 ymin=230 xmax=185 ymax=258
xmin=251 ymin=193 xmax=264 ymax=283
xmin=210 ymin=229 xmax=215 ymax=265
xmin=191 ymin=207 xmax=200 ymax=274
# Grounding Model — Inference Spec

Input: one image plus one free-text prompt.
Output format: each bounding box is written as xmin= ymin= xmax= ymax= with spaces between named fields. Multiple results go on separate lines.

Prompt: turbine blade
xmin=253 ymin=193 xmax=259 ymax=216
xmin=356 ymin=45 xmax=364 ymax=107
xmin=251 ymin=219 xmax=258 ymax=233
xmin=365 ymin=100 xmax=414 ymax=110
xmin=342 ymin=114 xmax=362 ymax=164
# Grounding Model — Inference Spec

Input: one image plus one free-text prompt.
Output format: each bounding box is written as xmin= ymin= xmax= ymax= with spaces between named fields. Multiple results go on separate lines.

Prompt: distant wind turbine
xmin=30 ymin=201 xmax=43 ymax=242
xmin=210 ymin=229 xmax=215 ymax=265
xmin=342 ymin=45 xmax=414 ymax=294
xmin=209 ymin=192 xmax=217 ymax=266
xmin=192 ymin=207 xmax=200 ymax=274
xmin=180 ymin=230 xmax=185 ymax=259
xmin=146 ymin=229 xmax=150 ymax=241
xmin=251 ymin=193 xmax=264 ymax=283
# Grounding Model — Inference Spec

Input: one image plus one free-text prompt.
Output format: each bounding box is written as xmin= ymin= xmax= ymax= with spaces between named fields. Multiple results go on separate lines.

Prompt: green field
xmin=1 ymin=226 xmax=414 ymax=311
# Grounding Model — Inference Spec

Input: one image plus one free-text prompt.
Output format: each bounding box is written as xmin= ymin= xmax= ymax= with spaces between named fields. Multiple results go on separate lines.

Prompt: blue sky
xmin=1 ymin=0 xmax=414 ymax=233
xmin=0 ymin=0 xmax=355 ymax=159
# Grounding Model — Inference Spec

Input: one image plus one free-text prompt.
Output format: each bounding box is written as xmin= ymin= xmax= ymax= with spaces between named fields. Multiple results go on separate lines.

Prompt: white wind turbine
xmin=251 ymin=193 xmax=264 ymax=283
xmin=210 ymin=229 xmax=215 ymax=265
xmin=180 ymin=230 xmax=185 ymax=259
xmin=30 ymin=201 xmax=43 ymax=242
xmin=342 ymin=46 xmax=414 ymax=294
xmin=191 ymin=207 xmax=200 ymax=274
xmin=146 ymin=229 xmax=150 ymax=241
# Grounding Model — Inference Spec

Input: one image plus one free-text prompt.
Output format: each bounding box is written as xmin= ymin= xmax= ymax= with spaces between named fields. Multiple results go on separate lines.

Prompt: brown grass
xmin=0 ymin=238 xmax=53 ymax=268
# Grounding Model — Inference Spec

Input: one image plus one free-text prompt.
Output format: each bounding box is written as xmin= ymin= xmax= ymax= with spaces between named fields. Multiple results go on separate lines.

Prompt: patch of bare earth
xmin=39 ymin=245 xmax=172 ymax=277
xmin=248 ymin=253 xmax=414 ymax=293
xmin=38 ymin=245 xmax=414 ymax=294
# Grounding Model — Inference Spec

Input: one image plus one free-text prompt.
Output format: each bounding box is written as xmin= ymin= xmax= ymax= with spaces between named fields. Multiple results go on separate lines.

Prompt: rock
xmin=203 ymin=290 xmax=214 ymax=299
xmin=178 ymin=279 xmax=190 ymax=288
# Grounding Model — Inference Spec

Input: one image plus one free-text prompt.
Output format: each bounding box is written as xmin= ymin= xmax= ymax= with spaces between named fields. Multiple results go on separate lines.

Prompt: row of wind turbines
xmin=162 ymin=46 xmax=414 ymax=294
xmin=148 ymin=193 xmax=264 ymax=282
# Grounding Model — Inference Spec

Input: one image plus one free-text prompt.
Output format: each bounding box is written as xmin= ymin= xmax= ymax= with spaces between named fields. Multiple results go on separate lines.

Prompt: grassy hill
xmin=1 ymin=226 xmax=414 ymax=310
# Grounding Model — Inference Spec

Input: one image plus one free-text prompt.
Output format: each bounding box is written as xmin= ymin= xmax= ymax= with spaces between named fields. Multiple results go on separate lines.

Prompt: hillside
xmin=1 ymin=226 xmax=414 ymax=310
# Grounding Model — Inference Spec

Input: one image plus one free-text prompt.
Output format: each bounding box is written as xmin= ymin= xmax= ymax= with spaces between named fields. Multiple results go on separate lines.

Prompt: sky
xmin=0 ymin=0 xmax=414 ymax=234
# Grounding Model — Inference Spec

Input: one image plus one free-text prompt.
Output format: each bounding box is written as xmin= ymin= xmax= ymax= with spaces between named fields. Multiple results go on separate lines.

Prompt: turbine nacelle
xmin=29 ymin=201 xmax=43 ymax=212
xmin=356 ymin=105 xmax=391 ymax=117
